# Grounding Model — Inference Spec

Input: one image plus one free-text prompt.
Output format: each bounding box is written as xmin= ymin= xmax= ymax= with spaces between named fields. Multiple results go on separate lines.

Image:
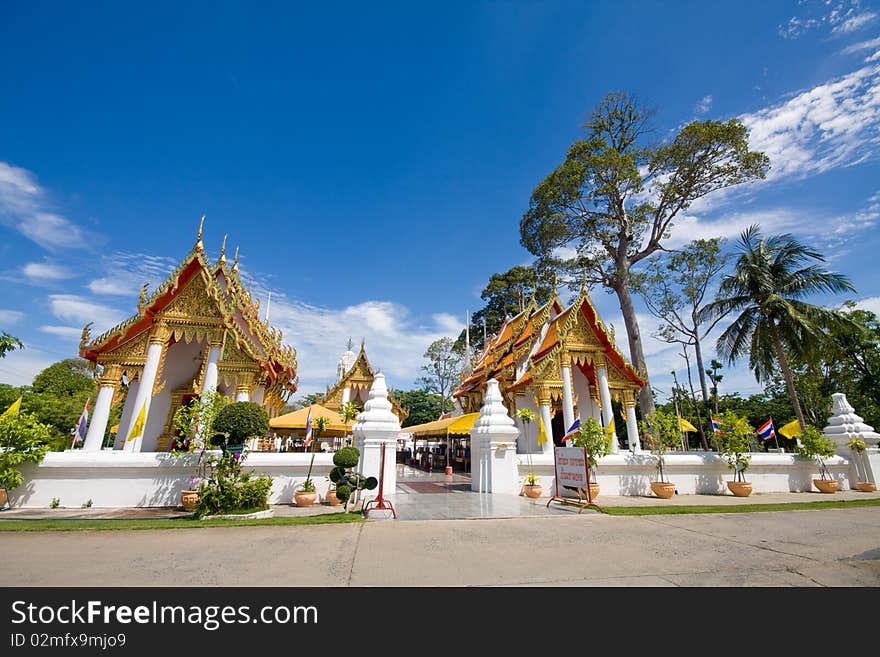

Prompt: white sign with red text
xmin=555 ymin=447 xmax=589 ymax=489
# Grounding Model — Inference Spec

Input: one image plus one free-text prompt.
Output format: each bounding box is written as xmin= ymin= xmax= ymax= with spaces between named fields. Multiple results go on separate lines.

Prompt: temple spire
xmin=195 ymin=215 xmax=205 ymax=251
xmin=265 ymin=291 xmax=271 ymax=324
xmin=232 ymin=246 xmax=239 ymax=273
xmin=218 ymin=234 xmax=227 ymax=265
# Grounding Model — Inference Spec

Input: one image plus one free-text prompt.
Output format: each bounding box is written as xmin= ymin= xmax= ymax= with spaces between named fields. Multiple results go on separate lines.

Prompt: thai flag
xmin=562 ymin=418 xmax=580 ymax=444
xmin=303 ymin=406 xmax=313 ymax=447
xmin=710 ymin=417 xmax=721 ymax=433
xmin=72 ymin=398 xmax=90 ymax=447
xmin=757 ymin=418 xmax=776 ymax=441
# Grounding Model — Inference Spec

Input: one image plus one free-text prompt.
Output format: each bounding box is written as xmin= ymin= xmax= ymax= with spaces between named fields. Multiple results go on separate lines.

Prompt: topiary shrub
xmin=212 ymin=402 xmax=269 ymax=449
xmin=327 ymin=446 xmax=377 ymax=509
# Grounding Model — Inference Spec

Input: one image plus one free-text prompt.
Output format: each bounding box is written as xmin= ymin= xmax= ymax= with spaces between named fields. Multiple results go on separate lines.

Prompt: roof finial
xmin=218 ymin=234 xmax=227 ymax=265
xmin=232 ymin=246 xmax=239 ymax=273
xmin=347 ymin=337 xmax=353 ymax=351
xmin=360 ymin=337 xmax=365 ymax=352
xmin=552 ymin=271 xmax=558 ymax=293
xmin=196 ymin=215 xmax=205 ymax=251
xmin=138 ymin=283 xmax=149 ymax=313
xmin=581 ymin=268 xmax=589 ymax=294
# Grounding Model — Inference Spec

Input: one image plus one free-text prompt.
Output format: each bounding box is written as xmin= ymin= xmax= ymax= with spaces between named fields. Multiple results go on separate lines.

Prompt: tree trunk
xmin=768 ymin=320 xmax=807 ymax=431
xmin=682 ymin=346 xmax=709 ymax=450
xmin=615 ymin=282 xmax=655 ymax=418
xmin=693 ymin=335 xmax=710 ymax=403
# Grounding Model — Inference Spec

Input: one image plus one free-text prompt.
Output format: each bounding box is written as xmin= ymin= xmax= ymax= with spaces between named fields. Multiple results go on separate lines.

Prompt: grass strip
xmin=599 ymin=497 xmax=880 ymax=516
xmin=0 ymin=512 xmax=364 ymax=532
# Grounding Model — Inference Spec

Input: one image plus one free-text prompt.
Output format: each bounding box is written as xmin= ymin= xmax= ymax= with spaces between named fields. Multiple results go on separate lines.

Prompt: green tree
xmin=0 ymin=332 xmax=23 ymax=359
xmin=703 ymin=225 xmax=856 ymax=431
xmin=417 ymin=338 xmax=462 ymax=420
xmin=520 ymin=91 xmax=769 ymax=418
xmin=706 ymin=359 xmax=724 ymax=414
xmin=0 ymin=411 xmax=52 ymax=492
xmin=213 ymin=401 xmax=269 ymax=447
xmin=712 ymin=410 xmax=754 ymax=482
xmin=394 ymin=388 xmax=447 ymax=427
xmin=21 ymin=359 xmax=97 ymax=449
xmin=456 ymin=266 xmax=555 ymax=353
xmin=637 ymin=238 xmax=730 ymax=402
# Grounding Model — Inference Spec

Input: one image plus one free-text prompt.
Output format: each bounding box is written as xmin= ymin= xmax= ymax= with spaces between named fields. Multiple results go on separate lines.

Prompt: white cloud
xmin=267 ymin=298 xmax=463 ymax=396
xmin=87 ymin=252 xmax=178 ymax=296
xmin=0 ymin=310 xmax=25 ymax=325
xmin=855 ymin=296 xmax=880 ymax=314
xmin=0 ymin=344 xmax=55 ymax=387
xmin=23 ymin=261 xmax=73 ymax=282
xmin=833 ymin=10 xmax=877 ymax=34
xmin=48 ymin=294 xmax=124 ymax=333
xmin=665 ymin=209 xmax=801 ymax=248
xmin=0 ymin=161 xmax=91 ymax=251
xmin=740 ymin=62 xmax=880 ymax=182
xmin=695 ymin=95 xmax=713 ymax=114
xmin=841 ymin=35 xmax=880 ymax=53
xmin=38 ymin=325 xmax=83 ymax=339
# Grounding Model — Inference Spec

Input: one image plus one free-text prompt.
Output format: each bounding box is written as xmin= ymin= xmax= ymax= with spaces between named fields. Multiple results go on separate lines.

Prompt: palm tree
xmin=340 ymin=401 xmax=359 ymax=449
xmin=703 ymin=225 xmax=855 ymax=431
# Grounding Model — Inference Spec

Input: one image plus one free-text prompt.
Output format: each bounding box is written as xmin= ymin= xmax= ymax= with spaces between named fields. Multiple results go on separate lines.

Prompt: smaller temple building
xmin=78 ymin=219 xmax=298 ymax=452
xmin=453 ymin=282 xmax=646 ymax=455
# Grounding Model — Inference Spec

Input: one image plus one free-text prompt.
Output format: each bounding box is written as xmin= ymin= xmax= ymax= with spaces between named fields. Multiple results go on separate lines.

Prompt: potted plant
xmin=294 ymin=477 xmax=318 ymax=506
xmin=712 ymin=411 xmax=754 ymax=497
xmin=847 ymin=437 xmax=875 ymax=492
xmin=193 ymin=449 xmax=273 ymax=518
xmin=324 ymin=477 xmax=342 ymax=506
xmin=569 ymin=417 xmax=611 ymax=499
xmin=0 ymin=409 xmax=52 ymax=510
xmin=641 ymin=409 xmax=680 ymax=499
xmin=171 ymin=390 xmax=230 ymax=512
xmin=797 ymin=425 xmax=838 ymax=493
xmin=515 ymin=408 xmax=542 ymax=498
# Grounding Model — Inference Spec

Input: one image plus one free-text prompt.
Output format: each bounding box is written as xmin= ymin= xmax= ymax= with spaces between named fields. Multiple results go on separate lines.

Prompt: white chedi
xmin=822 ymin=393 xmax=880 ymax=448
xmin=471 ymin=379 xmax=518 ymax=439
xmin=352 ymin=372 xmax=401 ymax=438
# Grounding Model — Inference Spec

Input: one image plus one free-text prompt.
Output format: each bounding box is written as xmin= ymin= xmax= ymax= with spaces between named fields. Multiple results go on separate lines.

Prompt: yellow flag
xmin=127 ymin=402 xmax=147 ymax=442
xmin=604 ymin=416 xmax=616 ymax=441
xmin=779 ymin=419 xmax=801 ymax=439
xmin=679 ymin=417 xmax=698 ymax=433
xmin=1 ymin=396 xmax=22 ymax=419
xmin=537 ymin=416 xmax=548 ymax=446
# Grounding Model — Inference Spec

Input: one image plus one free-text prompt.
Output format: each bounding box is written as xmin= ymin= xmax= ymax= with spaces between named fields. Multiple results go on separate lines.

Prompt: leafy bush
xmin=796 ymin=425 xmax=836 ymax=480
xmin=194 ymin=451 xmax=273 ymax=518
xmin=570 ymin=417 xmax=612 ymax=475
xmin=0 ymin=412 xmax=52 ymax=490
xmin=640 ymin=408 xmax=681 ymax=483
xmin=213 ymin=402 xmax=269 ymax=448
xmin=712 ymin=410 xmax=754 ymax=482
xmin=327 ymin=446 xmax=376 ymax=509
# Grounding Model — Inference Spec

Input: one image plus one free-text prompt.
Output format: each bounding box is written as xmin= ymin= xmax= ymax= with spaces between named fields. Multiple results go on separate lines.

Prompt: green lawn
xmin=600 ymin=497 xmax=880 ymax=516
xmin=0 ymin=512 xmax=364 ymax=532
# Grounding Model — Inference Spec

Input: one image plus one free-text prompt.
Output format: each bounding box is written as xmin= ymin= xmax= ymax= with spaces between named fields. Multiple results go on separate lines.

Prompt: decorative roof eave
xmin=575 ymin=292 xmax=645 ymax=387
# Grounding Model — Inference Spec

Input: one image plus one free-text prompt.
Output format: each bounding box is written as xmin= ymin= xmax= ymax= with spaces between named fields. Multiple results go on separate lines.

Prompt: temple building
xmin=453 ymin=281 xmax=646 ymax=455
xmin=320 ymin=339 xmax=408 ymax=423
xmin=78 ymin=219 xmax=298 ymax=452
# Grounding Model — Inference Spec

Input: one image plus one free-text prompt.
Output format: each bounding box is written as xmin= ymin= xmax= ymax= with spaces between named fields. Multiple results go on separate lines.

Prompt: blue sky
xmin=1 ymin=0 xmax=879 ymax=404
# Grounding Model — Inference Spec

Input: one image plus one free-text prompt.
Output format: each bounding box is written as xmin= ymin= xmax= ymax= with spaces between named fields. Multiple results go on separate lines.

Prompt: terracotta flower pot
xmin=294 ymin=491 xmax=318 ymax=507
xmin=180 ymin=490 xmax=199 ymax=512
xmin=324 ymin=490 xmax=342 ymax=506
xmin=855 ymin=482 xmax=876 ymax=492
xmin=587 ymin=482 xmax=600 ymax=500
xmin=651 ymin=482 xmax=675 ymax=499
xmin=813 ymin=479 xmax=839 ymax=493
xmin=727 ymin=481 xmax=752 ymax=497
xmin=523 ymin=485 xmax=543 ymax=499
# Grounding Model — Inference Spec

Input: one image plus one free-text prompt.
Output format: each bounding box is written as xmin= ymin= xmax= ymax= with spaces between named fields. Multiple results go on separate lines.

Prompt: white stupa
xmin=336 ymin=338 xmax=357 ymax=382
xmin=822 ymin=393 xmax=880 ymax=448
xmin=469 ymin=378 xmax=519 ymax=494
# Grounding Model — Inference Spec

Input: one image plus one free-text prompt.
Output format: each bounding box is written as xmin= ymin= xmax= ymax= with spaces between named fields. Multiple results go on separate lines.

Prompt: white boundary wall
xmin=9 ymin=449 xmax=869 ymax=508
xmin=11 ymin=451 xmax=335 ymax=509
xmin=518 ymin=451 xmax=860 ymax=496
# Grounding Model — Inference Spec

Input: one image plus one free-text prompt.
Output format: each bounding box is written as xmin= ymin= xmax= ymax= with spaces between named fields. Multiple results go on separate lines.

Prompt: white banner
xmin=555 ymin=447 xmax=588 ymax=489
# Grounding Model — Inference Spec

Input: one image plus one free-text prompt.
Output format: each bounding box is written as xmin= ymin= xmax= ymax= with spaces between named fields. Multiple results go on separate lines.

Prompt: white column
xmin=341 ymin=386 xmax=352 ymax=405
xmin=625 ymin=402 xmax=642 ymax=453
xmin=560 ymin=360 xmax=575 ymax=433
xmin=597 ymin=365 xmax=619 ymax=454
xmin=115 ymin=379 xmax=140 ymax=449
xmin=83 ymin=377 xmax=117 ymax=452
xmin=122 ymin=341 xmax=163 ymax=453
xmin=538 ymin=401 xmax=554 ymax=458
xmin=469 ymin=379 xmax=519 ymax=494
xmin=201 ymin=344 xmax=222 ymax=395
xmin=352 ymin=373 xmax=400 ymax=506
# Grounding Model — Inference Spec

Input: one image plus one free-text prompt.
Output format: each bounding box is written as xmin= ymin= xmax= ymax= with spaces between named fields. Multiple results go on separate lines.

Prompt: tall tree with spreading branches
xmin=703 ymin=225 xmax=856 ymax=431
xmin=417 ymin=337 xmax=463 ymax=420
xmin=520 ymin=91 xmax=769 ymax=417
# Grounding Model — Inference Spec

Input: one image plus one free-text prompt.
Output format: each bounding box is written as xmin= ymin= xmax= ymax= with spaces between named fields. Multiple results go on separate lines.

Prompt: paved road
xmin=2 ymin=507 xmax=878 ymax=586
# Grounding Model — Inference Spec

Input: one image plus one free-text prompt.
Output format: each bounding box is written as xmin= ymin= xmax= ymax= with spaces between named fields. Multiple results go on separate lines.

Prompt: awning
xmin=269 ymin=403 xmax=350 ymax=434
xmin=404 ymin=413 xmax=480 ymax=438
